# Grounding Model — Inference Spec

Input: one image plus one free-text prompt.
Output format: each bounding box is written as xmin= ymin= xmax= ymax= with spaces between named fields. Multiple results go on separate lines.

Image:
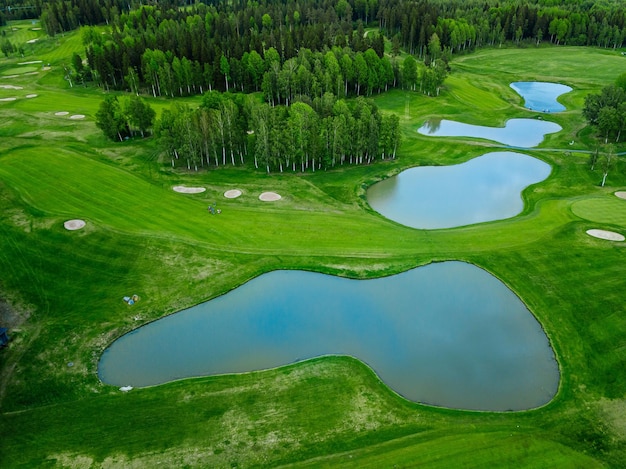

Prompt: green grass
xmin=571 ymin=195 xmax=626 ymax=226
xmin=1 ymin=22 xmax=626 ymax=468
xmin=286 ymin=431 xmax=605 ymax=468
xmin=1 ymin=65 xmax=39 ymax=75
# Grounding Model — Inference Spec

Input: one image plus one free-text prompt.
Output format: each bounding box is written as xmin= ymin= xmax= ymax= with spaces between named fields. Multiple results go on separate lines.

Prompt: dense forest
xmin=32 ymin=0 xmax=624 ymax=100
xmin=74 ymin=3 xmax=446 ymax=100
xmin=36 ymin=0 xmax=626 ymax=50
xmin=5 ymin=1 xmax=622 ymax=100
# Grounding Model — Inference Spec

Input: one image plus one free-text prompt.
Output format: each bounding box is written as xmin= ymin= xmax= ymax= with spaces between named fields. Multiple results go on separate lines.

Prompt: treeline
xmin=583 ymin=73 xmax=626 ymax=144
xmin=65 ymin=0 xmax=624 ymax=99
xmin=382 ymin=0 xmax=626 ymax=54
xmin=38 ymin=0 xmax=177 ymax=35
xmin=76 ymin=3 xmax=421 ymax=99
xmin=48 ymin=0 xmax=625 ymax=53
xmin=42 ymin=1 xmax=626 ymax=53
xmin=0 ymin=0 xmax=41 ymax=24
xmin=86 ymin=42 xmax=446 ymax=103
xmin=153 ymin=91 xmax=400 ymax=173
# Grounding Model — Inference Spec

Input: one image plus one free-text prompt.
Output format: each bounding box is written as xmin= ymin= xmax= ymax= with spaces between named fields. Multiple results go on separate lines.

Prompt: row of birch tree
xmin=153 ymin=92 xmax=400 ymax=174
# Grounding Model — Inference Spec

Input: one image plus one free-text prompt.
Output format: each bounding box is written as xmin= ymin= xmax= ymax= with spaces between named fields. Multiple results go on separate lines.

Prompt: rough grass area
xmin=1 ymin=20 xmax=626 ymax=468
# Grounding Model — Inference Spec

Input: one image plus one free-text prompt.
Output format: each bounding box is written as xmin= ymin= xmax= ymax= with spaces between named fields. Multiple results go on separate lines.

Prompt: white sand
xmin=55 ymin=111 xmax=69 ymax=116
xmin=70 ymin=114 xmax=85 ymax=120
xmin=0 ymin=84 xmax=23 ymax=90
xmin=0 ymin=97 xmax=17 ymax=101
xmin=173 ymin=185 xmax=206 ymax=194
xmin=18 ymin=60 xmax=42 ymax=64
xmin=64 ymin=219 xmax=86 ymax=231
xmin=25 ymin=94 xmax=37 ymax=98
xmin=224 ymin=189 xmax=242 ymax=199
xmin=615 ymin=191 xmax=626 ymax=200
xmin=586 ymin=229 xmax=625 ymax=241
xmin=259 ymin=191 xmax=281 ymax=201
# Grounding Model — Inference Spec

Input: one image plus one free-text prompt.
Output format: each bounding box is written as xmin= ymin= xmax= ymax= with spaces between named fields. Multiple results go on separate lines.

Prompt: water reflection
xmin=510 ymin=82 xmax=572 ymax=113
xmin=417 ymin=118 xmax=561 ymax=147
xmin=99 ymin=262 xmax=559 ymax=411
xmin=367 ymin=151 xmax=551 ymax=229
xmin=423 ymin=117 xmax=442 ymax=133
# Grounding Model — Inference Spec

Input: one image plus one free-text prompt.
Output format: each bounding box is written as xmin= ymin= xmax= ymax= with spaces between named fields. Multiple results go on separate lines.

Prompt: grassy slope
xmin=1 ymin=23 xmax=626 ymax=467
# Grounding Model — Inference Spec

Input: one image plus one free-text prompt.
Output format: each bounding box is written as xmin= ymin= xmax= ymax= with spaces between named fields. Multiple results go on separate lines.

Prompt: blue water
xmin=99 ymin=262 xmax=559 ymax=411
xmin=417 ymin=118 xmax=561 ymax=147
xmin=510 ymin=82 xmax=572 ymax=113
xmin=367 ymin=152 xmax=551 ymax=229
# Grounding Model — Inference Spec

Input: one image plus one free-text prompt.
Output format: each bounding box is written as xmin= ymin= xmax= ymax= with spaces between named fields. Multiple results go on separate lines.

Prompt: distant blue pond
xmin=510 ymin=81 xmax=572 ymax=113
xmin=99 ymin=262 xmax=559 ymax=411
xmin=367 ymin=151 xmax=551 ymax=229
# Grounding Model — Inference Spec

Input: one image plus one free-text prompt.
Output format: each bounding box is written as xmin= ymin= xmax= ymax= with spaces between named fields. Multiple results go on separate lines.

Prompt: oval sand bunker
xmin=173 ymin=185 xmax=206 ymax=194
xmin=25 ymin=94 xmax=37 ymax=98
xmin=55 ymin=111 xmax=69 ymax=116
xmin=586 ymin=229 xmax=625 ymax=241
xmin=70 ymin=114 xmax=85 ymax=120
xmin=64 ymin=219 xmax=86 ymax=231
xmin=615 ymin=191 xmax=626 ymax=200
xmin=259 ymin=192 xmax=281 ymax=201
xmin=224 ymin=189 xmax=242 ymax=199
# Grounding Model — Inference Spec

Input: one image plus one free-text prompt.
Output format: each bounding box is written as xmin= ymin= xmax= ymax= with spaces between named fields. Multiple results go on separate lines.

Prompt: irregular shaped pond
xmin=510 ymin=82 xmax=572 ymax=113
xmin=99 ymin=261 xmax=559 ymax=411
xmin=367 ymin=151 xmax=551 ymax=229
xmin=417 ymin=118 xmax=561 ymax=147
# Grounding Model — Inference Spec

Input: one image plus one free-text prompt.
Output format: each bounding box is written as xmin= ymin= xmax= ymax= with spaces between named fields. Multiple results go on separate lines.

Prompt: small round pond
xmin=510 ymin=82 xmax=572 ymax=113
xmin=417 ymin=118 xmax=561 ymax=147
xmin=99 ymin=261 xmax=559 ymax=411
xmin=367 ymin=151 xmax=551 ymax=230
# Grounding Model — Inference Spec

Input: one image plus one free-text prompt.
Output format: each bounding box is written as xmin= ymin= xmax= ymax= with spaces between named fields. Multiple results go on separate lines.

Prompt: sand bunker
xmin=173 ymin=185 xmax=206 ymax=194
xmin=259 ymin=192 xmax=282 ymax=201
xmin=0 ymin=84 xmax=23 ymax=90
xmin=586 ymin=229 xmax=625 ymax=241
xmin=25 ymin=94 xmax=37 ymax=98
xmin=64 ymin=219 xmax=86 ymax=231
xmin=55 ymin=111 xmax=69 ymax=116
xmin=70 ymin=114 xmax=85 ymax=120
xmin=0 ymin=97 xmax=17 ymax=101
xmin=615 ymin=191 xmax=626 ymax=200
xmin=18 ymin=61 xmax=42 ymax=65
xmin=224 ymin=189 xmax=242 ymax=199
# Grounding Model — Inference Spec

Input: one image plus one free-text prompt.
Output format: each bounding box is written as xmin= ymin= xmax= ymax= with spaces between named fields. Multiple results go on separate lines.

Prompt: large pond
xmin=510 ymin=82 xmax=572 ymax=113
xmin=99 ymin=261 xmax=559 ymax=411
xmin=417 ymin=118 xmax=561 ymax=147
xmin=367 ymin=151 xmax=551 ymax=229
